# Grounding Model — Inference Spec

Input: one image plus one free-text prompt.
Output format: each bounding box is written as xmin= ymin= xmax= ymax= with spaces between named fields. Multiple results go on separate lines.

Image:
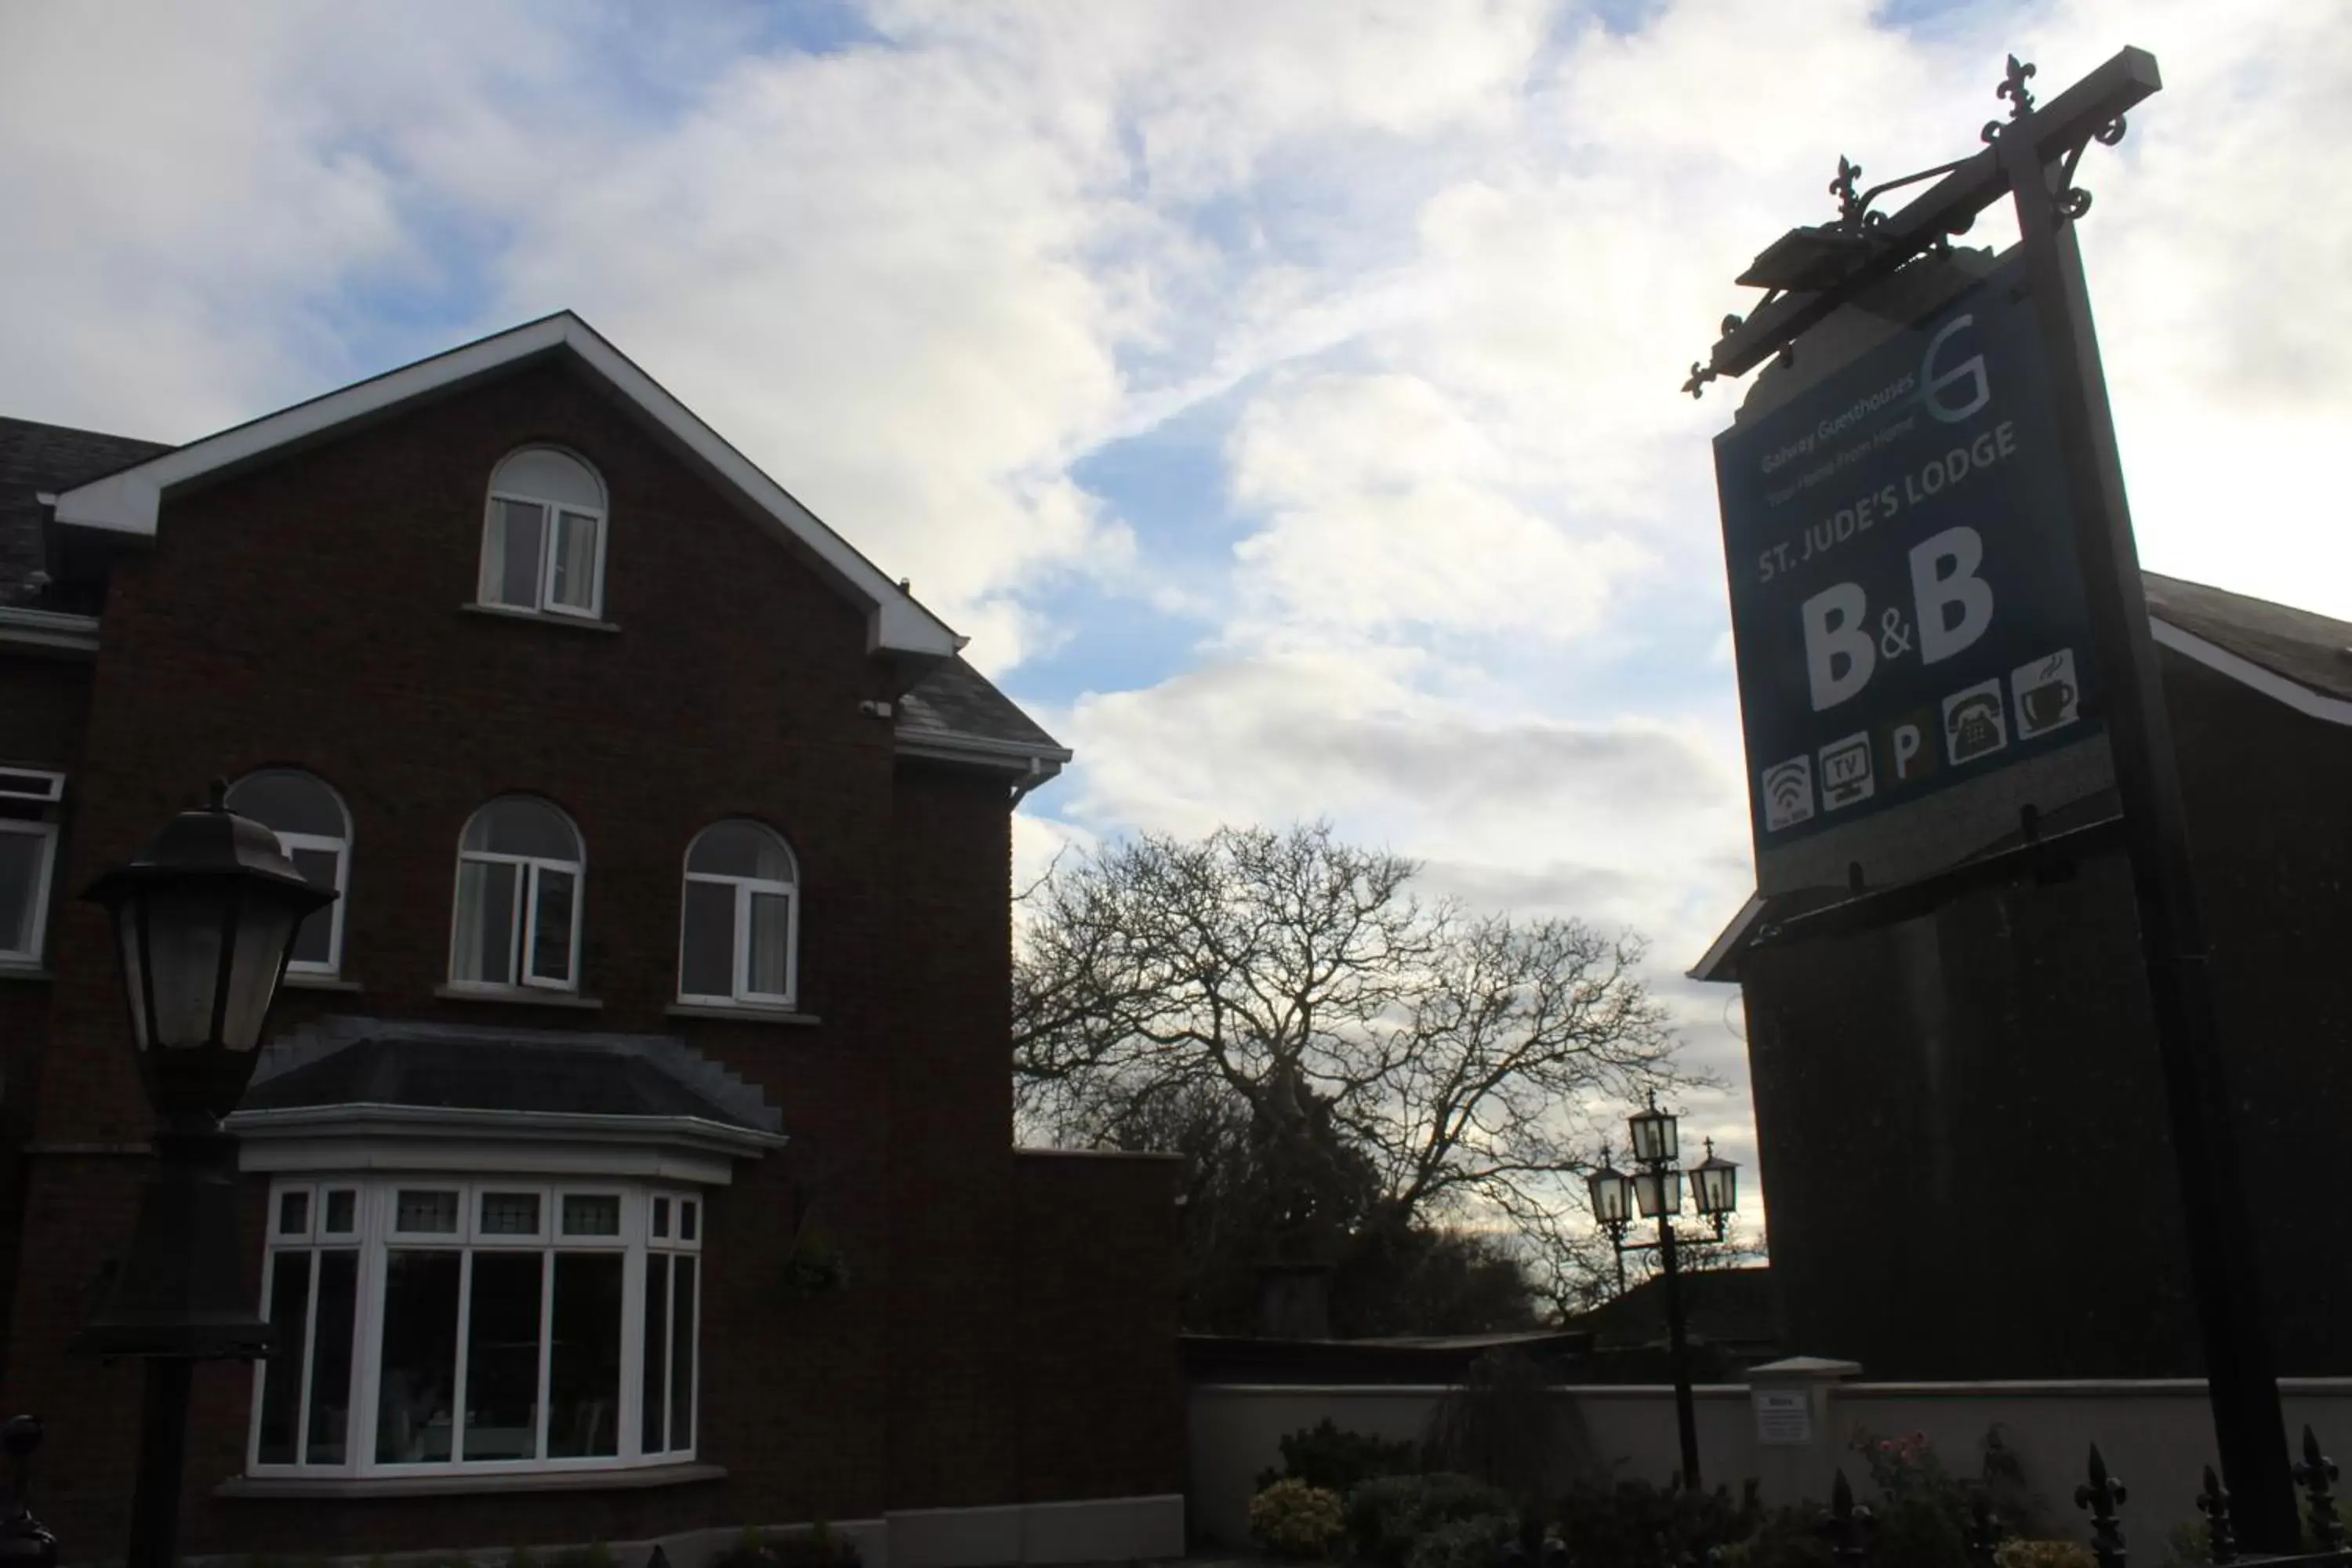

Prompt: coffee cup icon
xmin=2022 ymin=677 xmax=2075 ymax=731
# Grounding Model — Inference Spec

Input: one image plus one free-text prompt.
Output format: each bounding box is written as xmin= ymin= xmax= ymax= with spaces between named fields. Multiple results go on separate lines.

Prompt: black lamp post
xmin=75 ymin=783 xmax=333 ymax=1568
xmin=1588 ymin=1094 xmax=1739 ymax=1493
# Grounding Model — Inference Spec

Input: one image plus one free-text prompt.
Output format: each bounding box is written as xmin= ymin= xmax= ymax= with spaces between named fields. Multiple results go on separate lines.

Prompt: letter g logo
xmin=1922 ymin=314 xmax=1991 ymax=425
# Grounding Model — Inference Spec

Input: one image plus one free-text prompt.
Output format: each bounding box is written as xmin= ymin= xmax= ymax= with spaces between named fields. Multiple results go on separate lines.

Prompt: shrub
xmin=1252 ymin=1479 xmax=1348 ymax=1559
xmin=1256 ymin=1417 xmax=1425 ymax=1495
xmin=1403 ymin=1513 xmax=1518 ymax=1568
xmin=1715 ymin=1504 xmax=1834 ymax=1568
xmin=710 ymin=1525 xmax=862 ymax=1568
xmin=1425 ymin=1352 xmax=1558 ymax=1505
xmin=1553 ymin=1478 xmax=1761 ymax=1568
xmin=1994 ymin=1542 xmax=2096 ymax=1568
xmin=1874 ymin=1495 xmax=1971 ymax=1568
xmin=1345 ymin=1473 xmax=1515 ymax=1568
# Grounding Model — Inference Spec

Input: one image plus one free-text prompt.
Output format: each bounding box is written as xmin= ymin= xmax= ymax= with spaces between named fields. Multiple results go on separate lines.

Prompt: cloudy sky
xmin=5 ymin=0 xmax=2347 ymax=1233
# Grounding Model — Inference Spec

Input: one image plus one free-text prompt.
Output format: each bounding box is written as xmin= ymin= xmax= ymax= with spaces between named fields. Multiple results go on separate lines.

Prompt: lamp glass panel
xmin=1633 ymin=1169 xmax=1682 ymax=1219
xmin=115 ymin=908 xmax=151 ymax=1049
xmin=1588 ymin=1170 xmax=1632 ymax=1225
xmin=218 ymin=894 xmax=299 ymax=1051
xmin=1694 ymin=1163 xmax=1739 ymax=1216
xmin=1628 ymin=1106 xmax=1679 ymax=1163
xmin=140 ymin=884 xmax=227 ymax=1049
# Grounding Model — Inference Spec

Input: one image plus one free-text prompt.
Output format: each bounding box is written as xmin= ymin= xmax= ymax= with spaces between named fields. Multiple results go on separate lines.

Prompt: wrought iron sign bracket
xmin=1686 ymin=45 xmax=2161 ymax=394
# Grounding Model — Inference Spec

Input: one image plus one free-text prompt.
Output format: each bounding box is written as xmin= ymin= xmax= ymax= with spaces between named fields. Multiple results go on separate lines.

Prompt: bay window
xmin=251 ymin=1178 xmax=701 ymax=1478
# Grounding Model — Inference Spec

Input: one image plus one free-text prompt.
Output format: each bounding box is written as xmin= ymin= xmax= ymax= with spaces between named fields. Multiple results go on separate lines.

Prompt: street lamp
xmin=75 ymin=783 xmax=333 ymax=1568
xmin=1590 ymin=1094 xmax=1739 ymax=1493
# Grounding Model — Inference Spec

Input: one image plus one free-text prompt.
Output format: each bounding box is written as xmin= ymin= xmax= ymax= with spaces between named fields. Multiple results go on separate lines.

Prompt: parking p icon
xmin=1879 ymin=707 xmax=1941 ymax=786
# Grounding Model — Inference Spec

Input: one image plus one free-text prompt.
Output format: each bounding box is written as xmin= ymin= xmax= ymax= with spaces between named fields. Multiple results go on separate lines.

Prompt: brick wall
xmin=1744 ymin=648 xmax=2352 ymax=1378
xmin=0 ymin=359 xmax=1151 ymax=1559
xmin=1014 ymin=1151 xmax=1183 ymax=1504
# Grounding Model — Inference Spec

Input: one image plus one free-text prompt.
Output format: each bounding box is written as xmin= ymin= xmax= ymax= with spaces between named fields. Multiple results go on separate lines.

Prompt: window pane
xmin=480 ymin=1192 xmax=540 ymax=1236
xmin=454 ymin=859 xmax=518 ymax=985
xmin=305 ymin=1250 xmax=358 ymax=1465
xmin=489 ymin=499 xmax=545 ymax=609
xmin=669 ymin=1256 xmax=696 ymax=1451
xmin=493 ymin=449 xmax=603 ymax=512
xmin=652 ymin=1197 xmax=670 ymax=1240
xmin=466 ymin=798 xmax=579 ymax=859
xmin=528 ymin=866 xmax=575 ymax=985
xmin=227 ymin=773 xmax=345 ymax=837
xmin=395 ymin=1189 xmax=459 ymax=1234
xmin=641 ymin=1254 xmax=670 ymax=1454
xmin=289 ymin=846 xmax=339 ymax=967
xmin=278 ymin=1190 xmax=310 ymax=1236
xmin=255 ymin=1251 xmax=314 ymax=1465
xmin=680 ymin=1200 xmax=698 ymax=1243
xmin=376 ymin=1250 xmax=461 ymax=1463
xmin=550 ymin=512 xmax=598 ymax=612
xmin=547 ymin=1253 xmax=622 ymax=1458
xmin=561 ymin=1194 xmax=619 ymax=1237
xmin=462 ymin=1252 xmax=544 ymax=1462
xmin=323 ymin=1190 xmax=357 ymax=1234
xmin=0 ymin=832 xmax=38 ymax=956
xmin=679 ymin=880 xmax=734 ymax=998
xmin=687 ymin=822 xmax=792 ymax=880
xmin=748 ymin=891 xmax=790 ymax=997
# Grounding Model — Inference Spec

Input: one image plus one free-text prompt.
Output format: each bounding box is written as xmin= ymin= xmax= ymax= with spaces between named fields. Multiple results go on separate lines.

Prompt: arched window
xmin=227 ymin=770 xmax=351 ymax=976
xmin=678 ymin=822 xmax=797 ymax=1007
xmin=451 ymin=797 xmax=583 ymax=992
xmin=478 ymin=448 xmax=606 ymax=619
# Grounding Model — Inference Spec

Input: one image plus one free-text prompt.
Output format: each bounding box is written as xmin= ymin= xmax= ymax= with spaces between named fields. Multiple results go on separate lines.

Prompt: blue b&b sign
xmin=1714 ymin=253 xmax=2110 ymax=893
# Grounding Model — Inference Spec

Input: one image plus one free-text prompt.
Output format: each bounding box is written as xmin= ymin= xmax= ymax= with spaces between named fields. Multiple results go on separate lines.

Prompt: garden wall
xmin=1188 ymin=1370 xmax=2352 ymax=1552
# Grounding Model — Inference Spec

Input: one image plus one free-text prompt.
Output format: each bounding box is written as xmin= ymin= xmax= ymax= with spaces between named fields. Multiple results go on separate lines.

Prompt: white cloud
xmin=11 ymin=0 xmax=2352 ymax=1243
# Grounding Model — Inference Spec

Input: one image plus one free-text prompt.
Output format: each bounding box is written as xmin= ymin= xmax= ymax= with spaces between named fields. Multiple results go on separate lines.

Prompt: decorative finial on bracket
xmin=1831 ymin=156 xmax=1866 ymax=230
xmin=1682 ymin=361 xmax=1719 ymax=401
xmin=1984 ymin=53 xmax=2038 ymax=142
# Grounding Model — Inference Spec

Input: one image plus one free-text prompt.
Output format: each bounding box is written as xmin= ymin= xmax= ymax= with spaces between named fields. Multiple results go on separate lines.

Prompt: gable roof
xmin=1690 ymin=572 xmax=2352 ymax=982
xmin=45 ymin=312 xmax=961 ymax=662
xmin=0 ymin=416 xmax=171 ymax=607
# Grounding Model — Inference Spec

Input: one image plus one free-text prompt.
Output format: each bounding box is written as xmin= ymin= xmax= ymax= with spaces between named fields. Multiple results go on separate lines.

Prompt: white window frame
xmin=0 ymin=767 xmax=65 ymax=804
xmin=477 ymin=449 xmax=608 ymax=622
xmin=448 ymin=802 xmax=585 ymax=995
xmin=0 ymin=819 xmax=58 ymax=967
xmin=227 ymin=771 xmax=354 ymax=978
xmin=677 ymin=826 xmax=799 ymax=1010
xmin=248 ymin=1177 xmax=701 ymax=1482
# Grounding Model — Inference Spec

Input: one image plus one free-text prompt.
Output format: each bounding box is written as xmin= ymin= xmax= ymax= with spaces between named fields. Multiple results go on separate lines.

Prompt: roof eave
xmin=224 ymin=1101 xmax=789 ymax=1158
xmin=47 ymin=314 xmax=963 ymax=662
xmin=893 ymin=729 xmax=1073 ymax=776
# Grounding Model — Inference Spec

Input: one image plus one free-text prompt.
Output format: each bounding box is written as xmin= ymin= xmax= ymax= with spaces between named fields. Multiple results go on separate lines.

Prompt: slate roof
xmin=0 ymin=417 xmax=172 ymax=606
xmin=2143 ymin=571 xmax=2352 ymax=703
xmin=896 ymin=655 xmax=1069 ymax=759
xmin=1570 ymin=1264 xmax=1779 ymax=1350
xmin=239 ymin=1016 xmax=782 ymax=1135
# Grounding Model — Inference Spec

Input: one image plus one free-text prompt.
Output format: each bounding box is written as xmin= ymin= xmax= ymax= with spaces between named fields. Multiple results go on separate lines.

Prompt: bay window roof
xmin=227 ymin=1018 xmax=786 ymax=1172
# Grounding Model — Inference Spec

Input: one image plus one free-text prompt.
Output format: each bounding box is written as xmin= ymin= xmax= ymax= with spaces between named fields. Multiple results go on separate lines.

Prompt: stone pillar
xmin=1744 ymin=1356 xmax=1863 ymax=1506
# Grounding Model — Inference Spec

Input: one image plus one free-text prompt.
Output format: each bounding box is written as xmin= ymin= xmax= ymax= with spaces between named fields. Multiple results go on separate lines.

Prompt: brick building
xmin=0 ymin=315 xmax=1182 ymax=1564
xmin=1693 ymin=573 xmax=2352 ymax=1382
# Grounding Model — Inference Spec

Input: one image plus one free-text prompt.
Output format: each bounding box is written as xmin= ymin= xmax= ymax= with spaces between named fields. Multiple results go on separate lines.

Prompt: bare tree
xmin=1013 ymin=821 xmax=1700 ymax=1312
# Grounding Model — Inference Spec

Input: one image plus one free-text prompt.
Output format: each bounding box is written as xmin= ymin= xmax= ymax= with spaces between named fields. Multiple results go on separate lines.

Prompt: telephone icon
xmin=1941 ymin=679 xmax=2008 ymax=764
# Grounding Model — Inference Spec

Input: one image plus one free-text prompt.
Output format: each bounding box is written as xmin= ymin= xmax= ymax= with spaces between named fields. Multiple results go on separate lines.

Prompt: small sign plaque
xmin=1752 ymin=1388 xmax=1813 ymax=1446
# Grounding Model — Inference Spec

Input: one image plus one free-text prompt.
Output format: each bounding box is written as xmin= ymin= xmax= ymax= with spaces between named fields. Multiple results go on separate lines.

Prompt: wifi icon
xmin=1761 ymin=756 xmax=1816 ymax=831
